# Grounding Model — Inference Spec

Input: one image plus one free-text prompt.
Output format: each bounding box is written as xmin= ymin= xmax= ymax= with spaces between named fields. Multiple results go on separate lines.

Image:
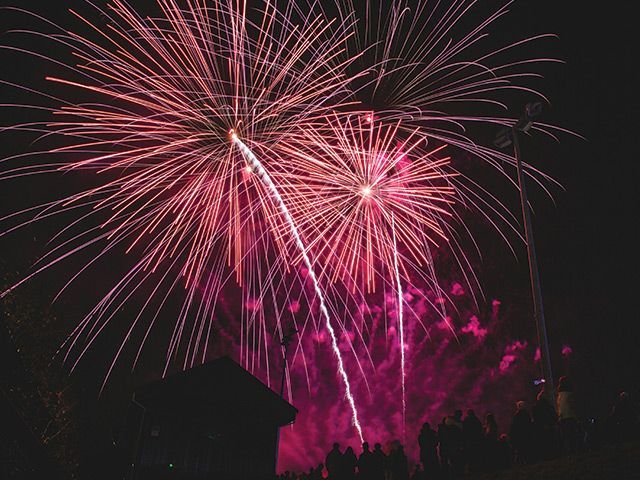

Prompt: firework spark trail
xmin=231 ymin=132 xmax=364 ymax=442
xmin=390 ymin=213 xmax=406 ymax=439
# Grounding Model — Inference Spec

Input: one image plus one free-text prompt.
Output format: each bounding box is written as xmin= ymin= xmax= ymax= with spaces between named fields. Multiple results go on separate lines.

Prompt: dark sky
xmin=506 ymin=1 xmax=640 ymax=398
xmin=1 ymin=0 xmax=638 ymax=418
xmin=471 ymin=0 xmax=640 ymax=404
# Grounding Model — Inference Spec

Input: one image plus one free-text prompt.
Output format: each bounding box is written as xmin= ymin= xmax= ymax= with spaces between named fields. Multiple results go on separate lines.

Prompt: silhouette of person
xmin=533 ymin=387 xmax=559 ymax=460
xmin=534 ymin=387 xmax=558 ymax=427
xmin=463 ymin=409 xmax=484 ymax=472
xmin=342 ymin=446 xmax=357 ymax=480
xmin=418 ymin=422 xmax=439 ymax=479
xmin=497 ymin=434 xmax=512 ymax=470
xmin=509 ymin=400 xmax=533 ymax=464
xmin=556 ymin=376 xmax=581 ymax=454
xmin=410 ymin=463 xmax=425 ymax=480
xmin=484 ymin=413 xmax=498 ymax=442
xmin=310 ymin=463 xmax=324 ymax=480
xmin=453 ymin=410 xmax=463 ymax=427
xmin=326 ymin=443 xmax=342 ymax=479
xmin=441 ymin=413 xmax=463 ymax=475
xmin=359 ymin=442 xmax=375 ymax=480
xmin=483 ymin=413 xmax=499 ymax=472
xmin=372 ymin=443 xmax=387 ymax=480
xmin=388 ymin=441 xmax=409 ymax=480
xmin=607 ymin=391 xmax=639 ymax=443
xmin=437 ymin=416 xmax=451 ymax=476
xmin=451 ymin=411 xmax=465 ymax=473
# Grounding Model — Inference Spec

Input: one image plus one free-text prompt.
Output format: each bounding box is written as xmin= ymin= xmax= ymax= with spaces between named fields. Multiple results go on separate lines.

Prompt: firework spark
xmin=232 ymin=131 xmax=363 ymax=441
xmin=391 ymin=213 xmax=406 ymax=438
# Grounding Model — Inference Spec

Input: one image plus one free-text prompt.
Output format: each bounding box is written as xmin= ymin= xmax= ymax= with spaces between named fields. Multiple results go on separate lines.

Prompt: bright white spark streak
xmin=391 ymin=213 xmax=406 ymax=438
xmin=232 ymin=134 xmax=364 ymax=442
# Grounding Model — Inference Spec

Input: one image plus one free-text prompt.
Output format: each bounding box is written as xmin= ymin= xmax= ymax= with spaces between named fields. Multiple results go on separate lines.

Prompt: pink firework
xmin=335 ymin=0 xmax=573 ymax=264
xmin=280 ymin=115 xmax=455 ymax=292
xmin=278 ymin=115 xmax=458 ymax=433
xmin=0 ymin=0 xmax=362 ymax=383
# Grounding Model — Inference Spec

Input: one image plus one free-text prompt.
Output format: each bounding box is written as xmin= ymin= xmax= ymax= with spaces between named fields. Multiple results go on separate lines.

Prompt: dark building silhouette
xmin=126 ymin=356 xmax=297 ymax=480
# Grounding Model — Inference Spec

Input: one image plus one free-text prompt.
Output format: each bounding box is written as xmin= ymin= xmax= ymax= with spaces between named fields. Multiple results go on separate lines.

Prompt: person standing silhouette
xmin=372 ymin=443 xmax=387 ymax=480
xmin=463 ymin=409 xmax=484 ymax=472
xmin=418 ymin=423 xmax=439 ymax=479
xmin=556 ymin=376 xmax=581 ymax=454
xmin=510 ymin=401 xmax=533 ymax=464
xmin=342 ymin=446 xmax=357 ymax=480
xmin=359 ymin=442 xmax=375 ymax=480
xmin=326 ymin=443 xmax=342 ymax=479
xmin=388 ymin=441 xmax=409 ymax=480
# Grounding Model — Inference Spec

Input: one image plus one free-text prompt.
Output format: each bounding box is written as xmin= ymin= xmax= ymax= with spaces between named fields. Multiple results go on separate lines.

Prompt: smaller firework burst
xmin=279 ymin=114 xmax=456 ymax=292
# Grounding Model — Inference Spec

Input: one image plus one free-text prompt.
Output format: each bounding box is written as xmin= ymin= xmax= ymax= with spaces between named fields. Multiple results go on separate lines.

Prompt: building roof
xmin=135 ymin=356 xmax=297 ymax=427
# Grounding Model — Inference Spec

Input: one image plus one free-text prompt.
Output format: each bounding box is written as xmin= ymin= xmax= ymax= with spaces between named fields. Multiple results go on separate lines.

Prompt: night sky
xmin=1 ymin=0 xmax=639 ymax=472
xmin=502 ymin=0 xmax=640 ymax=400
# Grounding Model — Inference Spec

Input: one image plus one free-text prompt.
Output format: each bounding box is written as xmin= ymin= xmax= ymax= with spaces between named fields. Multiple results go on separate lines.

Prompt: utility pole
xmin=495 ymin=102 xmax=555 ymax=400
xmin=279 ymin=326 xmax=297 ymax=398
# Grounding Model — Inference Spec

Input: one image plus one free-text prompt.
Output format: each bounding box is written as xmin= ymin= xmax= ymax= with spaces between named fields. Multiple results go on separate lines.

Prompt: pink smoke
xmin=273 ymin=283 xmax=539 ymax=473
xmin=450 ymin=282 xmax=465 ymax=296
xmin=202 ymin=254 xmax=542 ymax=474
xmin=461 ymin=315 xmax=488 ymax=340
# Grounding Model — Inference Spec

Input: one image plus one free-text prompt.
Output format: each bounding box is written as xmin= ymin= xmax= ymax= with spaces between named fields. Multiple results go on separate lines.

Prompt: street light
xmin=494 ymin=102 xmax=555 ymax=400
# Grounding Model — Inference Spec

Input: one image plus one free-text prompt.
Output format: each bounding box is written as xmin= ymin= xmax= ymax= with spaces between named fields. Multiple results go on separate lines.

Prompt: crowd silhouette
xmin=276 ymin=377 xmax=639 ymax=480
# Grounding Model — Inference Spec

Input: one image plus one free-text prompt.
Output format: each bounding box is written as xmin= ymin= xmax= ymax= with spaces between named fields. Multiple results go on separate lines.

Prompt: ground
xmin=469 ymin=443 xmax=640 ymax=480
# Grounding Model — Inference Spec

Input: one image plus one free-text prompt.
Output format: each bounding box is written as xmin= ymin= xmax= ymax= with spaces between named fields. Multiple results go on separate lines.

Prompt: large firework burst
xmin=0 ymin=0 xmax=361 ymax=376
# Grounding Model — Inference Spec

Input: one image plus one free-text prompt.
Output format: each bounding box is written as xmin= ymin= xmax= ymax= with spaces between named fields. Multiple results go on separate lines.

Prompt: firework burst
xmin=333 ymin=0 xmax=569 ymax=255
xmin=0 ymin=0 xmax=363 ymax=388
xmin=279 ymin=115 xmax=455 ymax=291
